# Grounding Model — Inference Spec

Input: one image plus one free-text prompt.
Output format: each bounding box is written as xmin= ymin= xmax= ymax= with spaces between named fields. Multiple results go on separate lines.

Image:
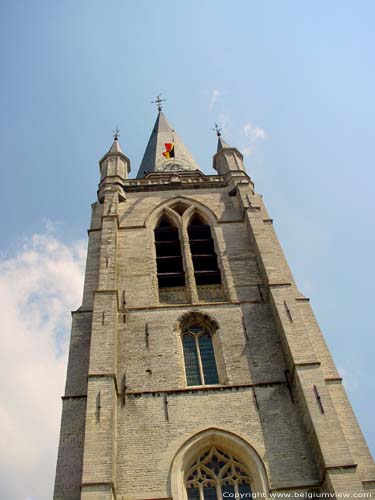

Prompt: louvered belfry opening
xmin=154 ymin=215 xmax=186 ymax=303
xmin=188 ymin=215 xmax=222 ymax=286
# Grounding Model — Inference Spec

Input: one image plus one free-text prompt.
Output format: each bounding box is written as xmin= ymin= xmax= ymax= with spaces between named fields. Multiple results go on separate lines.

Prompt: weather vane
xmin=213 ymin=122 xmax=222 ymax=137
xmin=151 ymin=93 xmax=167 ymax=112
xmin=113 ymin=127 xmax=120 ymax=140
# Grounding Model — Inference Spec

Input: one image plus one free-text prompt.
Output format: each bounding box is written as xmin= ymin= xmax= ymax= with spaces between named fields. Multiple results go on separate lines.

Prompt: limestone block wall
xmin=54 ymin=172 xmax=375 ymax=500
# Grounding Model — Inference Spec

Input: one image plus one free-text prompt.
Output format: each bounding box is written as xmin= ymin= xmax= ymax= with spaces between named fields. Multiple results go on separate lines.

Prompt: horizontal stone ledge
xmin=245 ymin=206 xmax=262 ymax=211
xmin=295 ymin=297 xmax=310 ymax=302
xmin=362 ymin=480 xmax=375 ymax=488
xmin=118 ymin=224 xmax=147 ymax=230
xmin=124 ymin=181 xmax=229 ymax=193
xmin=87 ymin=227 xmax=102 ymax=234
xmin=125 ymin=298 xmax=265 ymax=312
xmin=88 ymin=373 xmax=117 ymax=381
xmin=325 ymin=377 xmax=343 ymax=384
xmin=81 ymin=481 xmax=114 ymax=487
xmin=268 ymin=283 xmax=292 ymax=288
xmin=295 ymin=362 xmax=322 ymax=370
xmin=61 ymin=394 xmax=87 ymax=400
xmin=325 ymin=463 xmax=358 ymax=472
xmin=126 ymin=381 xmax=286 ymax=398
xmin=71 ymin=308 xmax=93 ymax=315
xmin=263 ymin=218 xmax=273 ymax=224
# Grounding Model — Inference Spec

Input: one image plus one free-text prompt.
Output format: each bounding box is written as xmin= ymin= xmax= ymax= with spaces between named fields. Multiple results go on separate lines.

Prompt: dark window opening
xmin=154 ymin=216 xmax=185 ymax=288
xmin=188 ymin=215 xmax=222 ymax=285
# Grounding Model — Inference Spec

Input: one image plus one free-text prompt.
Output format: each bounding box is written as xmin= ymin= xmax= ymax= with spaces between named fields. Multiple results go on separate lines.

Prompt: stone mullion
xmin=195 ymin=335 xmax=205 ymax=385
xmin=211 ymin=225 xmax=237 ymax=302
xmin=181 ymin=226 xmax=199 ymax=304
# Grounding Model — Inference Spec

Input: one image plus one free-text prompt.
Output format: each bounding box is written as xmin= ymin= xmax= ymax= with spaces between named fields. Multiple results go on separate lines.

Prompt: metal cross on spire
xmin=113 ymin=127 xmax=120 ymax=140
xmin=151 ymin=93 xmax=167 ymax=112
xmin=213 ymin=122 xmax=222 ymax=137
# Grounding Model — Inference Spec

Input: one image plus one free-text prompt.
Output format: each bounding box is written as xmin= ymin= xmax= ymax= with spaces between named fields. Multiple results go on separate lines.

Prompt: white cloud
xmin=240 ymin=121 xmax=266 ymax=157
xmin=243 ymin=121 xmax=266 ymax=141
xmin=209 ymin=89 xmax=221 ymax=110
xmin=0 ymin=228 xmax=85 ymax=500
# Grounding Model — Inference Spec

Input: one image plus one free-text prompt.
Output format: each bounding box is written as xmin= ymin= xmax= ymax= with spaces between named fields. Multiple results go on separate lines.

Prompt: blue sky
xmin=0 ymin=1 xmax=374 ymax=499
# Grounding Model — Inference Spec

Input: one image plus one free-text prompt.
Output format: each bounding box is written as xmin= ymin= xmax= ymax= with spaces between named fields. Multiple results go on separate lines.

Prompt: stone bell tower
xmin=54 ymin=107 xmax=375 ymax=500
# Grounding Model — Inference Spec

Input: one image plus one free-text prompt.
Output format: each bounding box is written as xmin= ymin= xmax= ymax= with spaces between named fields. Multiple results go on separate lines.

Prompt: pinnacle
xmin=217 ymin=136 xmax=231 ymax=153
xmin=108 ymin=138 xmax=123 ymax=154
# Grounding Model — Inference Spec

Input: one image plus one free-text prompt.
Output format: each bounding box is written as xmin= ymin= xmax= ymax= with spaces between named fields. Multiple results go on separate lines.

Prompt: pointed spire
xmin=212 ymin=122 xmax=231 ymax=153
xmin=98 ymin=130 xmax=131 ymax=194
xmin=217 ymin=136 xmax=231 ymax=152
xmin=213 ymin=133 xmax=246 ymax=175
xmin=108 ymin=138 xmax=123 ymax=154
xmin=136 ymin=111 xmax=200 ymax=178
xmin=108 ymin=126 xmax=123 ymax=154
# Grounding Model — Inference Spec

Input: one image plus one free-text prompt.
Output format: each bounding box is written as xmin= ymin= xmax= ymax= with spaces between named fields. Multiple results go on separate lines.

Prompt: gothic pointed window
xmin=185 ymin=447 xmax=253 ymax=499
xmin=188 ymin=215 xmax=222 ymax=286
xmin=182 ymin=324 xmax=219 ymax=386
xmin=154 ymin=215 xmax=185 ymax=289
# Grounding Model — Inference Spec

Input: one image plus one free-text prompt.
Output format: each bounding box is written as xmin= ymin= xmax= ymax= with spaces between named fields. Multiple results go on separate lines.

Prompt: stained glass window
xmin=198 ymin=334 xmax=219 ymax=385
xmin=185 ymin=447 xmax=253 ymax=499
xmin=182 ymin=326 xmax=219 ymax=386
xmin=187 ymin=486 xmax=200 ymax=499
xmin=183 ymin=334 xmax=202 ymax=386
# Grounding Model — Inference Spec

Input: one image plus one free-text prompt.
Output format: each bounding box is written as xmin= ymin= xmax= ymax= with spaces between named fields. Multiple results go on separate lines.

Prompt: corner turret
xmin=213 ymin=135 xmax=246 ymax=176
xmin=98 ymin=132 xmax=130 ymax=202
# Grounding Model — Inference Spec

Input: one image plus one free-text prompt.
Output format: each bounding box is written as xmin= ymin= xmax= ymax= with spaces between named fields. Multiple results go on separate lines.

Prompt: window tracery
xmin=152 ymin=204 xmax=225 ymax=304
xmin=185 ymin=447 xmax=253 ymax=499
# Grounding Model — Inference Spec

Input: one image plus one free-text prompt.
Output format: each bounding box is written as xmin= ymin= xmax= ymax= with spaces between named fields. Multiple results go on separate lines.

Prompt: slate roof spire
xmin=136 ymin=111 xmax=200 ymax=178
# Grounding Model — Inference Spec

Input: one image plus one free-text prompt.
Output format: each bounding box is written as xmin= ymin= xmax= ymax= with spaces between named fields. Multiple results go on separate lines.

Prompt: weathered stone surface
xmin=54 ymin=131 xmax=375 ymax=500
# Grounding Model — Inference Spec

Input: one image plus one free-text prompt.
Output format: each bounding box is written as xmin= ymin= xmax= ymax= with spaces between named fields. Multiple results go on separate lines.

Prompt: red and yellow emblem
xmin=162 ymin=143 xmax=175 ymax=158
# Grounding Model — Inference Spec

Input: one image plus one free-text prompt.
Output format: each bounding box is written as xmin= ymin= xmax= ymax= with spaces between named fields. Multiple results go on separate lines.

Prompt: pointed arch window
xmin=182 ymin=324 xmax=219 ymax=386
xmin=154 ymin=215 xmax=185 ymax=288
xmin=188 ymin=215 xmax=221 ymax=286
xmin=185 ymin=447 xmax=253 ymax=499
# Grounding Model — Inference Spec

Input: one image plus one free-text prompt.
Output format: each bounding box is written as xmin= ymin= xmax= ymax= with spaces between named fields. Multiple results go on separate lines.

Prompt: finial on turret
xmin=113 ymin=127 xmax=120 ymax=141
xmin=213 ymin=122 xmax=222 ymax=137
xmin=151 ymin=93 xmax=167 ymax=112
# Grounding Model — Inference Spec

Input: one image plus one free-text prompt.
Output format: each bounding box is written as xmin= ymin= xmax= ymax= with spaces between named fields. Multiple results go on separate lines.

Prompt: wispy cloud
xmin=209 ymin=89 xmax=221 ymax=110
xmin=0 ymin=227 xmax=85 ymax=500
xmin=242 ymin=121 xmax=266 ymax=156
xmin=243 ymin=122 xmax=266 ymax=141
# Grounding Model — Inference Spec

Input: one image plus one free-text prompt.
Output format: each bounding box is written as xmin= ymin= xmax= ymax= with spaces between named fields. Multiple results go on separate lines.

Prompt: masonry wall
xmin=54 ymin=171 xmax=375 ymax=500
xmin=113 ymin=187 xmax=320 ymax=498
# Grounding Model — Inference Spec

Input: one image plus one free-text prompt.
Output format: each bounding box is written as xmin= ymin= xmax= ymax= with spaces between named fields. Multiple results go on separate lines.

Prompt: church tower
xmin=54 ymin=107 xmax=375 ymax=500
